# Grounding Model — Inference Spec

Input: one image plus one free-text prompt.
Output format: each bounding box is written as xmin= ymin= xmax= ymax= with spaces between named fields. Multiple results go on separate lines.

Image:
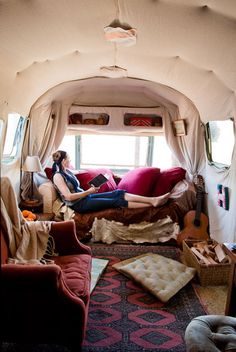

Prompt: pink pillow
xmin=117 ymin=167 xmax=160 ymax=196
xmin=152 ymin=167 xmax=186 ymax=196
xmin=75 ymin=168 xmax=117 ymax=193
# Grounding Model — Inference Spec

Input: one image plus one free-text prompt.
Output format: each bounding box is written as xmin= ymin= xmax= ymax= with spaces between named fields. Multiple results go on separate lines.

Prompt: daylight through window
xmin=206 ymin=119 xmax=235 ymax=167
xmin=59 ymin=134 xmax=173 ymax=173
xmin=2 ymin=113 xmax=26 ymax=163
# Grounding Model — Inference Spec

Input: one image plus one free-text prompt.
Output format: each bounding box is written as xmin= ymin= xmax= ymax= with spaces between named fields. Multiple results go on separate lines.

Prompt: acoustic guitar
xmin=177 ymin=175 xmax=209 ymax=246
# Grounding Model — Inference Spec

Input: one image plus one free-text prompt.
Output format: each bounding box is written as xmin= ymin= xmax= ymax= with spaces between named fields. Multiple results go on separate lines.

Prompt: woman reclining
xmin=52 ymin=150 xmax=170 ymax=214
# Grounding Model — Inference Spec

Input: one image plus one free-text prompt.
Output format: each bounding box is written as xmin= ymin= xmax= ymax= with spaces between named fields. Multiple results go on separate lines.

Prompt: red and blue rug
xmin=2 ymin=244 xmax=206 ymax=352
xmin=82 ymin=243 xmax=206 ymax=352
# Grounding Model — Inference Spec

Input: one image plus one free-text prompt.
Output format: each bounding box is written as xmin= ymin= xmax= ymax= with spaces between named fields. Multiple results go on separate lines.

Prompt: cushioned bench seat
xmin=54 ymin=253 xmax=91 ymax=304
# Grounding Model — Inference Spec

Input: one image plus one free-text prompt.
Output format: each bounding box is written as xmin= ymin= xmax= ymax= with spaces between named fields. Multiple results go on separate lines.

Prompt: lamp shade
xmin=22 ymin=156 xmax=43 ymax=172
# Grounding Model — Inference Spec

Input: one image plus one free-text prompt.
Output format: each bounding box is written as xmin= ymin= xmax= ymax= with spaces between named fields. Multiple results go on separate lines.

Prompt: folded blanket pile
xmin=1 ymin=177 xmax=56 ymax=264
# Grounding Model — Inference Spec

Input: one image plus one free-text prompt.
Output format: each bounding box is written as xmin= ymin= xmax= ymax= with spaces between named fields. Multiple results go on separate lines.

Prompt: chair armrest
xmin=50 ymin=220 xmax=92 ymax=256
xmin=38 ymin=181 xmax=57 ymax=213
xmin=2 ymin=264 xmax=61 ymax=290
xmin=2 ymin=263 xmax=87 ymax=319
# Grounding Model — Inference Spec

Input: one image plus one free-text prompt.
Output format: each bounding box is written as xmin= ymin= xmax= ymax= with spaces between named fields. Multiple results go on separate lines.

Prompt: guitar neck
xmin=194 ymin=186 xmax=204 ymax=227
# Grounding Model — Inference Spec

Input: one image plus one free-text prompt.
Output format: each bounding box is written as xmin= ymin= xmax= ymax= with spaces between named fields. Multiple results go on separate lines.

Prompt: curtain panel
xmin=21 ymin=101 xmax=70 ymax=200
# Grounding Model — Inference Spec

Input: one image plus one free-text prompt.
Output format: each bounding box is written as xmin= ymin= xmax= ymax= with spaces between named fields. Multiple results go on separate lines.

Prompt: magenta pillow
xmin=117 ymin=167 xmax=160 ymax=196
xmin=152 ymin=167 xmax=186 ymax=196
xmin=45 ymin=167 xmax=53 ymax=181
xmin=75 ymin=168 xmax=117 ymax=193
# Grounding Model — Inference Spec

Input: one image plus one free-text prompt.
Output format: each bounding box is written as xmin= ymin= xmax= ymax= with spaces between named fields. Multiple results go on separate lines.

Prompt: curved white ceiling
xmin=0 ymin=0 xmax=236 ymax=121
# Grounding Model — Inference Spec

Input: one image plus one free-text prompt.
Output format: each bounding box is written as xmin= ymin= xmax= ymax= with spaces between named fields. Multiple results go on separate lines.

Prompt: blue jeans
xmin=71 ymin=190 xmax=128 ymax=213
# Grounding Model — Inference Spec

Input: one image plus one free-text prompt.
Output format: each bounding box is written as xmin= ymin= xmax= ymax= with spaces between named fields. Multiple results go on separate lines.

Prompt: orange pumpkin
xmin=28 ymin=212 xmax=36 ymax=220
xmin=22 ymin=210 xmax=37 ymax=221
xmin=22 ymin=210 xmax=30 ymax=217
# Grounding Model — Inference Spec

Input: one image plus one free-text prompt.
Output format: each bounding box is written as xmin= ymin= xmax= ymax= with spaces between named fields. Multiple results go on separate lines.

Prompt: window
xmin=58 ymin=135 xmax=76 ymax=164
xmin=59 ymin=133 xmax=172 ymax=173
xmin=153 ymin=136 xmax=172 ymax=169
xmin=205 ymin=119 xmax=235 ymax=167
xmin=0 ymin=119 xmax=3 ymax=140
xmin=2 ymin=113 xmax=26 ymax=163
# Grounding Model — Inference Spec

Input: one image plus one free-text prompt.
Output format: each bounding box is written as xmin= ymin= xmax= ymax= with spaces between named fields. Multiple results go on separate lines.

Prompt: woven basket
xmin=183 ymin=239 xmax=231 ymax=286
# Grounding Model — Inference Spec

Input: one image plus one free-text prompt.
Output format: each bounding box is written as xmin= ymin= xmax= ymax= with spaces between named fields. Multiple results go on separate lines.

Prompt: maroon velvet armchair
xmin=1 ymin=220 xmax=92 ymax=352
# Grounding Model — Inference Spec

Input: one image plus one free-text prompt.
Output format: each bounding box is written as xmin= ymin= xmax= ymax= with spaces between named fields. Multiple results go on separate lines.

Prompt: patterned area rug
xmin=82 ymin=243 xmax=206 ymax=352
xmin=2 ymin=244 xmax=208 ymax=352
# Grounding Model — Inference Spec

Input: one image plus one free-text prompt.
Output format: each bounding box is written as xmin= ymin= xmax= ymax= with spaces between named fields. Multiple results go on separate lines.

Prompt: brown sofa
xmin=73 ymin=198 xmax=185 ymax=240
xmin=39 ymin=167 xmax=195 ymax=241
xmin=1 ymin=220 xmax=92 ymax=352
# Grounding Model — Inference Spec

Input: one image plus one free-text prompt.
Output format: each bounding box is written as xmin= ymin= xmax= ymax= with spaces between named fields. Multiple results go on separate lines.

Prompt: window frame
xmin=2 ymin=114 xmax=27 ymax=164
xmin=205 ymin=118 xmax=235 ymax=169
xmin=0 ymin=119 xmax=4 ymax=140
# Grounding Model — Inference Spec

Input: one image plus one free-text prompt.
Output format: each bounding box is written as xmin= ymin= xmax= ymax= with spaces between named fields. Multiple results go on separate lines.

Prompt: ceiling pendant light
xmin=100 ymin=42 xmax=128 ymax=78
xmin=100 ymin=1 xmax=135 ymax=78
xmin=100 ymin=65 xmax=127 ymax=78
xmin=104 ymin=26 xmax=137 ymax=46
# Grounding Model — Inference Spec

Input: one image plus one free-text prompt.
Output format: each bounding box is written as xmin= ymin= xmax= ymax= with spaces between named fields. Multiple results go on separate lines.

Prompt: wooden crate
xmin=183 ymin=239 xmax=231 ymax=286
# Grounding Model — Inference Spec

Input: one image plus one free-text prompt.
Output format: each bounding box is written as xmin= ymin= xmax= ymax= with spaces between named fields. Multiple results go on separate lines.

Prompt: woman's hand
xmin=88 ymin=185 xmax=100 ymax=194
xmin=53 ymin=172 xmax=100 ymax=201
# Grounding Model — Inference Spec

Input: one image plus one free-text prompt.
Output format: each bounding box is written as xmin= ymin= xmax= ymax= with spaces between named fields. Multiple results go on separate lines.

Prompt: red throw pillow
xmin=75 ymin=168 xmax=117 ymax=193
xmin=117 ymin=167 xmax=160 ymax=196
xmin=45 ymin=164 xmax=75 ymax=181
xmin=129 ymin=117 xmax=153 ymax=126
xmin=152 ymin=167 xmax=186 ymax=196
xmin=45 ymin=167 xmax=53 ymax=181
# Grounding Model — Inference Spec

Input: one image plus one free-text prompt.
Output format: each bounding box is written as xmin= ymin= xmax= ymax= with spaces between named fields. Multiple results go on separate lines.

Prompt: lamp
xmin=104 ymin=26 xmax=137 ymax=46
xmin=100 ymin=65 xmax=128 ymax=78
xmin=22 ymin=156 xmax=43 ymax=204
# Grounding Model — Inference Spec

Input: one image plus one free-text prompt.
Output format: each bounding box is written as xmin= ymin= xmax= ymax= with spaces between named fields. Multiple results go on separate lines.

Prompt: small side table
xmin=224 ymin=243 xmax=236 ymax=317
xmin=19 ymin=199 xmax=43 ymax=213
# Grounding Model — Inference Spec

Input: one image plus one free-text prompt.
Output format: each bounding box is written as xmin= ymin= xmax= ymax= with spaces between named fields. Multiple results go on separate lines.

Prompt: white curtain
xmin=21 ymin=101 xmax=70 ymax=200
xmin=162 ymin=107 xmax=206 ymax=180
xmin=206 ymin=140 xmax=236 ymax=242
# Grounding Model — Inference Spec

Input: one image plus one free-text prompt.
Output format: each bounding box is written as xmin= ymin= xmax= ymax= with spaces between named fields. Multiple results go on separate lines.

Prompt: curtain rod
xmin=71 ymin=104 xmax=161 ymax=108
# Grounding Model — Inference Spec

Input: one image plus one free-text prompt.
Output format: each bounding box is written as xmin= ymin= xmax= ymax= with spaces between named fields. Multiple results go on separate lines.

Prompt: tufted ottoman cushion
xmin=113 ymin=253 xmax=196 ymax=302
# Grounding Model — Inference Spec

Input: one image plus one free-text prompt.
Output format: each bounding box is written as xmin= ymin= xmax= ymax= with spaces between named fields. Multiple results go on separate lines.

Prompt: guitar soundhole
xmin=193 ymin=219 xmax=201 ymax=227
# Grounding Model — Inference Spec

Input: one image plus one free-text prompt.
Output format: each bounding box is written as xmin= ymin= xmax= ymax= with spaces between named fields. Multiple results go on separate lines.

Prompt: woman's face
xmin=61 ymin=154 xmax=71 ymax=169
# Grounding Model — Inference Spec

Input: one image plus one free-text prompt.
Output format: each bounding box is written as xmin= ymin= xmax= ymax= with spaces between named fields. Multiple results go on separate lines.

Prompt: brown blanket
xmin=0 ymin=177 xmax=54 ymax=263
xmin=73 ymin=187 xmax=196 ymax=240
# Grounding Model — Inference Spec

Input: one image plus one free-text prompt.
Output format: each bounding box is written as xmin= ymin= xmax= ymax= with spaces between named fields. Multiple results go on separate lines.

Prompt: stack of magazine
xmin=90 ymin=258 xmax=109 ymax=293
